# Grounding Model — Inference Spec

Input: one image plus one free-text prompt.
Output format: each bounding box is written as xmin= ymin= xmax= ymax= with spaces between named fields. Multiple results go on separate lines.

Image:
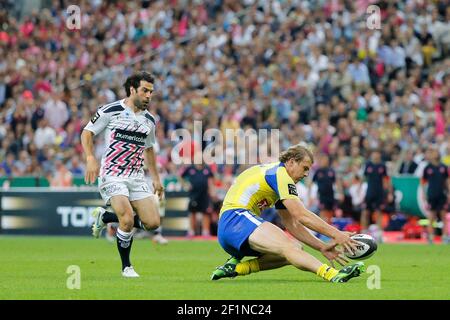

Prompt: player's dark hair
xmin=123 ymin=71 xmax=155 ymax=96
xmin=279 ymin=144 xmax=314 ymax=163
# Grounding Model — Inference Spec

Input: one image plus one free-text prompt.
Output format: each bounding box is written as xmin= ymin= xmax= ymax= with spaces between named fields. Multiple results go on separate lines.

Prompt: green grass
xmin=0 ymin=236 xmax=449 ymax=300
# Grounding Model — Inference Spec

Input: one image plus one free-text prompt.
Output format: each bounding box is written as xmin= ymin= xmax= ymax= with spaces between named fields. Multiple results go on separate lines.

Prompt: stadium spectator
xmin=13 ymin=149 xmax=31 ymax=175
xmin=43 ymin=91 xmax=69 ymax=130
xmin=66 ymin=154 xmax=84 ymax=176
xmin=47 ymin=157 xmax=73 ymax=187
xmin=399 ymin=149 xmax=418 ymax=175
xmin=348 ymin=174 xmax=367 ymax=223
xmin=1 ymin=152 xmax=15 ymax=176
xmin=34 ymin=119 xmax=56 ymax=150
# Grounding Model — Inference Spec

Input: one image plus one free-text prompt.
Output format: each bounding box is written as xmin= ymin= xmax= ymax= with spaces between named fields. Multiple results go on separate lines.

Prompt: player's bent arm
xmin=278 ymin=209 xmax=325 ymax=251
xmin=282 ymin=198 xmax=342 ymax=240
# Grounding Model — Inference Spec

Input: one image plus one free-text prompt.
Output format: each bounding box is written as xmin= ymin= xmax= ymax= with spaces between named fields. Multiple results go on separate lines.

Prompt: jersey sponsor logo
xmin=91 ymin=111 xmax=100 ymax=123
xmin=101 ymin=184 xmax=122 ymax=196
xmin=114 ymin=129 xmax=147 ymax=146
xmin=288 ymin=184 xmax=298 ymax=196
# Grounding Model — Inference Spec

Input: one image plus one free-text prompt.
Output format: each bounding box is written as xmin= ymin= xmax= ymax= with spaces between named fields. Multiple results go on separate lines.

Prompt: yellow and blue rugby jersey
xmin=220 ymin=162 xmax=299 ymax=216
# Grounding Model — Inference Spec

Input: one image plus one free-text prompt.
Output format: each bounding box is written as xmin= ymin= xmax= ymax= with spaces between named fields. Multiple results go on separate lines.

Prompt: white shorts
xmin=99 ymin=175 xmax=152 ymax=205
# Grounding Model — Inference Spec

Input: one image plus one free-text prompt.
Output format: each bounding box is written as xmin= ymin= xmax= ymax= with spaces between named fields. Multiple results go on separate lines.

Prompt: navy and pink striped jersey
xmin=84 ymin=99 xmax=156 ymax=178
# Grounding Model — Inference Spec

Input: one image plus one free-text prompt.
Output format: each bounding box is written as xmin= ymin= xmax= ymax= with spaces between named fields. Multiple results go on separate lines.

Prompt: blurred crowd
xmin=0 ymin=0 xmax=449 ymax=223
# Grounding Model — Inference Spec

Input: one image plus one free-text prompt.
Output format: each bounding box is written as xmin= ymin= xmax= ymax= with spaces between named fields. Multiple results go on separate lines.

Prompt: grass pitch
xmin=0 ymin=236 xmax=449 ymax=300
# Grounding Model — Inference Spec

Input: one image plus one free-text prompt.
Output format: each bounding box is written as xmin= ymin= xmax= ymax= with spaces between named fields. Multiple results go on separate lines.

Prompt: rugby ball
xmin=345 ymin=234 xmax=377 ymax=260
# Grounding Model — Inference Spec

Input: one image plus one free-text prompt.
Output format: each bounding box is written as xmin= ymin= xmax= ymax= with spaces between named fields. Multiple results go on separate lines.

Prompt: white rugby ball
xmin=345 ymin=234 xmax=378 ymax=260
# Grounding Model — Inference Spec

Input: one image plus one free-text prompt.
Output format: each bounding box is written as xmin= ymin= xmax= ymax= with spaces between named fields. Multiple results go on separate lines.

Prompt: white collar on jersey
xmin=120 ymin=98 xmax=148 ymax=116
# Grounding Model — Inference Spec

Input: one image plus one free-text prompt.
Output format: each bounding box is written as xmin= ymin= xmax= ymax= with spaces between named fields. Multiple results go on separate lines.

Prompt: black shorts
xmin=319 ymin=198 xmax=335 ymax=211
xmin=365 ymin=194 xmax=384 ymax=211
xmin=427 ymin=195 xmax=447 ymax=212
xmin=188 ymin=197 xmax=210 ymax=213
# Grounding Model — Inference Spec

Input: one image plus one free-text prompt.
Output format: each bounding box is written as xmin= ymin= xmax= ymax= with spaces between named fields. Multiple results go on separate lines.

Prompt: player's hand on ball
xmin=344 ymin=234 xmax=378 ymax=260
xmin=85 ymin=155 xmax=99 ymax=184
xmin=320 ymin=242 xmax=350 ymax=267
xmin=333 ymin=231 xmax=361 ymax=256
xmin=342 ymin=231 xmax=356 ymax=237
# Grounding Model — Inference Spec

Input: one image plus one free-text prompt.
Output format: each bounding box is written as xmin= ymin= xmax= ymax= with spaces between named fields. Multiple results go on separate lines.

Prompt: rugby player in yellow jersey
xmin=211 ymin=145 xmax=364 ymax=283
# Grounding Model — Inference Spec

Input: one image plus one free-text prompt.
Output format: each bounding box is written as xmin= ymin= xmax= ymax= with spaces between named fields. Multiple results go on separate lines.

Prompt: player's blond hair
xmin=279 ymin=144 xmax=314 ymax=163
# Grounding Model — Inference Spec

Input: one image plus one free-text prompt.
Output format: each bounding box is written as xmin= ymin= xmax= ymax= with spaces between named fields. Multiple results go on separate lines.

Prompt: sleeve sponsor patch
xmin=288 ymin=184 xmax=298 ymax=196
xmin=91 ymin=112 xmax=100 ymax=123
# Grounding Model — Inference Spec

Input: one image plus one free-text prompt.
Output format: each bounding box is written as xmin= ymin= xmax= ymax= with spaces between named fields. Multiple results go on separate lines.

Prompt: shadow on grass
xmin=193 ymin=278 xmax=331 ymax=284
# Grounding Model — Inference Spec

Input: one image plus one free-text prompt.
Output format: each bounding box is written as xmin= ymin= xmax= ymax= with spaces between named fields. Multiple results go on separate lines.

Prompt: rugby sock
xmin=134 ymin=215 xmax=149 ymax=230
xmin=102 ymin=211 xmax=147 ymax=230
xmin=116 ymin=228 xmax=134 ymax=271
xmin=316 ymin=264 xmax=339 ymax=281
xmin=235 ymin=258 xmax=260 ymax=276
xmin=153 ymin=226 xmax=162 ymax=235
xmin=102 ymin=211 xmax=118 ymax=223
